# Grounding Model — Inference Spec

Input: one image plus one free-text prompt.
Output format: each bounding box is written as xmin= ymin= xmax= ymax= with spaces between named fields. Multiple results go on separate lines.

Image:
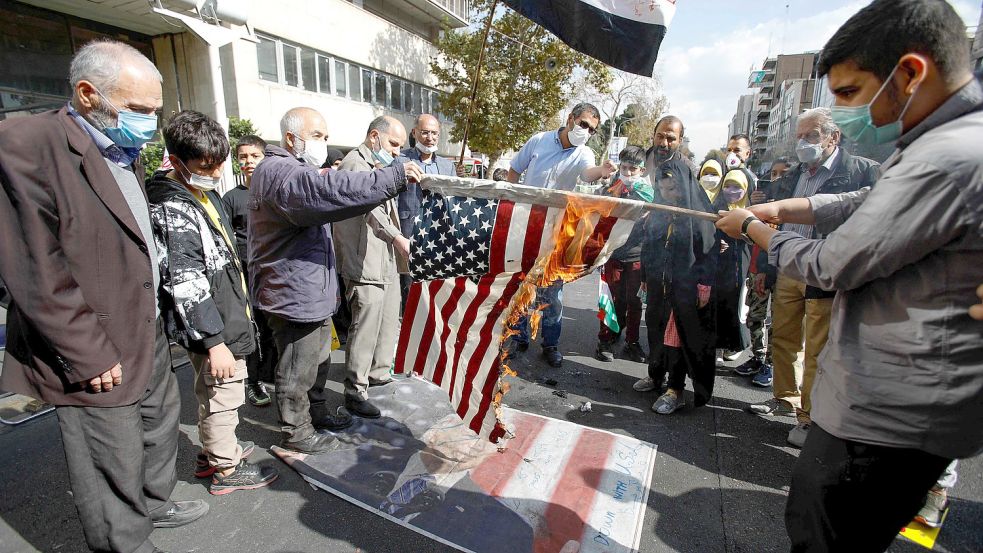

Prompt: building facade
xmin=728 ymin=93 xmax=761 ymax=141
xmin=741 ymin=52 xmax=817 ymax=166
xmin=765 ymin=78 xmax=814 ymax=160
xmin=0 ymin=0 xmax=469 ymax=165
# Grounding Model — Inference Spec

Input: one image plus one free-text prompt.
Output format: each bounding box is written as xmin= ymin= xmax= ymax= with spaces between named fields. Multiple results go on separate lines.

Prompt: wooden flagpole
xmin=458 ymin=0 xmax=499 ymax=167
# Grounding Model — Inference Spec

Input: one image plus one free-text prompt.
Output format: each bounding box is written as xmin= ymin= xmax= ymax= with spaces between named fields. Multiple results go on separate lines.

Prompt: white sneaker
xmin=652 ymin=390 xmax=682 ymax=415
xmin=787 ymin=422 xmax=811 ymax=448
xmin=633 ymin=376 xmax=656 ymax=392
xmin=723 ymin=349 xmax=744 ymax=361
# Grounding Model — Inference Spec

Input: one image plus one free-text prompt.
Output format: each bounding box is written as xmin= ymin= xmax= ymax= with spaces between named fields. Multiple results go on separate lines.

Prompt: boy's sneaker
xmin=622 ymin=342 xmax=647 ymax=363
xmin=733 ymin=358 xmax=762 ymax=376
xmin=209 ymin=461 xmax=278 ymax=495
xmin=195 ymin=441 xmax=256 ymax=478
xmin=246 ymin=382 xmax=271 ymax=407
xmin=751 ymin=363 xmax=774 ymax=387
xmin=914 ymin=489 xmax=948 ymax=528
xmin=652 ymin=389 xmax=682 ymax=415
xmin=746 ymin=397 xmax=794 ymax=416
xmin=633 ymin=376 xmax=656 ymax=392
xmin=595 ymin=341 xmax=615 ymax=362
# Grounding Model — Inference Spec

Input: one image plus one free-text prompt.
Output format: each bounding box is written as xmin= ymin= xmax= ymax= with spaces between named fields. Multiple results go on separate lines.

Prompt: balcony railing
xmin=429 ymin=0 xmax=470 ymax=21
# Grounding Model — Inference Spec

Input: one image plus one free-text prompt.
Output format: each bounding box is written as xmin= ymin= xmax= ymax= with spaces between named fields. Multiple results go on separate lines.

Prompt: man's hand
xmin=599 ymin=159 xmax=617 ymax=179
xmin=715 ymin=208 xmax=754 ymax=240
xmin=454 ymin=162 xmax=468 ymax=178
xmin=403 ymin=162 xmax=424 ymax=183
xmin=753 ymin=273 xmax=768 ymax=297
xmin=748 ymin=202 xmax=783 ymax=225
xmin=971 ymin=283 xmax=983 ymax=321
xmin=88 ymin=363 xmax=122 ymax=393
xmin=208 ymin=343 xmax=237 ymax=380
xmin=393 ymin=235 xmax=411 ymax=259
xmin=750 ymin=190 xmax=768 ymax=205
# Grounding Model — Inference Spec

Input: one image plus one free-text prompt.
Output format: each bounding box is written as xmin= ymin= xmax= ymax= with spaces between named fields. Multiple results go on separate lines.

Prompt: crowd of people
xmin=0 ymin=1 xmax=980 ymax=553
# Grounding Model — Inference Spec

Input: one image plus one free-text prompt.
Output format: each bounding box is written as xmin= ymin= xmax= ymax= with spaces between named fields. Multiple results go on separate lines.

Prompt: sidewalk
xmin=0 ymin=278 xmax=980 ymax=553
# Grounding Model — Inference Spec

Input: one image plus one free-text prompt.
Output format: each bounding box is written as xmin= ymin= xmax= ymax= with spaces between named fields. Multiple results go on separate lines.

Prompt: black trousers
xmin=245 ymin=308 xmax=277 ymax=384
xmin=786 ymin=423 xmax=952 ymax=553
xmin=56 ymin=320 xmax=179 ymax=553
xmin=265 ymin=313 xmax=331 ymax=442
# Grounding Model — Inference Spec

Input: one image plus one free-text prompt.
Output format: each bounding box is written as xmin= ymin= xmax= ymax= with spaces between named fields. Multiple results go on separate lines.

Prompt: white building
xmin=0 ymin=0 xmax=469 ymax=154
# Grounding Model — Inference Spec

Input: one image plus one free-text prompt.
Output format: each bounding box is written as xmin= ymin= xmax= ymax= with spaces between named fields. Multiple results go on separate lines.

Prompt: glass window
xmin=422 ymin=88 xmax=431 ymax=114
xmin=432 ymin=92 xmax=442 ymax=119
xmin=300 ymin=49 xmax=316 ymax=91
xmin=375 ymin=73 xmax=387 ymax=107
xmin=317 ymin=54 xmax=331 ymax=93
xmin=390 ymin=79 xmax=402 ymax=111
xmin=282 ymin=43 xmax=298 ymax=86
xmin=348 ymin=64 xmax=361 ymax=102
xmin=361 ymin=69 xmax=373 ymax=103
xmin=257 ymin=36 xmax=278 ymax=82
xmin=334 ymin=59 xmax=347 ymax=97
xmin=412 ymin=84 xmax=422 ymax=114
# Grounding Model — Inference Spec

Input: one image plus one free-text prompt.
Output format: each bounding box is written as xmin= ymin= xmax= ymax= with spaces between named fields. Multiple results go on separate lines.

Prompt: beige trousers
xmin=188 ymin=353 xmax=246 ymax=469
xmin=344 ymin=280 xmax=400 ymax=400
xmin=770 ymin=276 xmax=833 ymax=422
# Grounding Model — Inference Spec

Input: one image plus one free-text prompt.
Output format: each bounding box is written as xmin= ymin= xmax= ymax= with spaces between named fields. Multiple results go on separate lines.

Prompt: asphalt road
xmin=0 ymin=276 xmax=980 ymax=553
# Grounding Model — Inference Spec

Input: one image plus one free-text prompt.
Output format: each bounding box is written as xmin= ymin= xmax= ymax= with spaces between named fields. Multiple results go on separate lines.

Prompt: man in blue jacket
xmin=248 ymin=107 xmax=423 ymax=454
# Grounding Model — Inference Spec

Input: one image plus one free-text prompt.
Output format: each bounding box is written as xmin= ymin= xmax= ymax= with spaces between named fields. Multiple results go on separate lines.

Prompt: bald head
xmin=413 ymin=114 xmax=441 ymax=154
xmin=70 ymin=40 xmax=163 ymax=135
xmin=365 ymin=115 xmax=407 ymax=158
xmin=280 ymin=107 xmax=328 ymax=156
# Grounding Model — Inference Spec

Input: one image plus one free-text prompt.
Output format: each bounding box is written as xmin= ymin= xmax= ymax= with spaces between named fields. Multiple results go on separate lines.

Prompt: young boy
xmin=222 ymin=135 xmax=275 ymax=407
xmin=149 ymin=111 xmax=277 ymax=495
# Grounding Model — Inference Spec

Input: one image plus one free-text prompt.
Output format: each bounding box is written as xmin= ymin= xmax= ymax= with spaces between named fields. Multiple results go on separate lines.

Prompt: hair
xmin=235 ymin=134 xmax=266 ymax=155
xmin=163 ymin=110 xmax=229 ymax=165
xmin=818 ymin=0 xmax=970 ymax=84
xmin=570 ymin=102 xmax=601 ymax=121
xmin=728 ymin=133 xmax=752 ymax=149
xmin=69 ymin=39 xmax=162 ymax=94
xmin=771 ymin=157 xmax=790 ymax=168
xmin=654 ymin=115 xmax=685 ymax=137
xmin=492 ymin=168 xmax=508 ymax=181
xmin=279 ymin=107 xmax=315 ymax=138
xmin=619 ymin=145 xmax=647 ymax=167
xmin=367 ymin=115 xmax=393 ymax=136
xmin=798 ymin=107 xmax=839 ymax=137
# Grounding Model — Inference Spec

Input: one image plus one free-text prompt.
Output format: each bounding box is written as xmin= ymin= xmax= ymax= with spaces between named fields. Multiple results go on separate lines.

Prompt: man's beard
xmin=654 ymin=146 xmax=675 ymax=164
xmin=83 ymin=100 xmax=117 ymax=131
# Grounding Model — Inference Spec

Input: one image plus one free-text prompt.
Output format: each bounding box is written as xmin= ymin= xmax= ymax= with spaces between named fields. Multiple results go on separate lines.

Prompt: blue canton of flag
xmin=410 ymin=191 xmax=499 ymax=281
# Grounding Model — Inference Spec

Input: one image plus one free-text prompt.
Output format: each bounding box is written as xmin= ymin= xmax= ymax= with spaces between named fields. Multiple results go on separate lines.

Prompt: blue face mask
xmin=372 ymin=133 xmax=395 ymax=166
xmin=830 ymin=64 xmax=919 ymax=145
xmin=95 ymin=89 xmax=158 ymax=149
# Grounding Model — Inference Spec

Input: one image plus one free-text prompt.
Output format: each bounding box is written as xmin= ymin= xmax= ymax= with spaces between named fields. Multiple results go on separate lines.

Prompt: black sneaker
xmin=150 ymin=500 xmax=209 ymax=529
xmin=279 ymin=432 xmax=337 ymax=454
xmin=313 ymin=411 xmax=355 ymax=431
xmin=622 ymin=342 xmax=647 ymax=363
xmin=345 ymin=396 xmax=382 ymax=418
xmin=542 ymin=346 xmax=563 ymax=368
xmin=595 ymin=341 xmax=615 ymax=362
xmin=246 ymin=382 xmax=271 ymax=407
xmin=733 ymin=358 xmax=762 ymax=376
xmin=195 ymin=440 xmax=256 ymax=478
xmin=209 ymin=461 xmax=278 ymax=495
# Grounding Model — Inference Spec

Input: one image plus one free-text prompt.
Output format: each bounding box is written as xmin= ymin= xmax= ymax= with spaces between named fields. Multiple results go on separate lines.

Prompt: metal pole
xmin=458 ymin=0 xmax=498 ymax=166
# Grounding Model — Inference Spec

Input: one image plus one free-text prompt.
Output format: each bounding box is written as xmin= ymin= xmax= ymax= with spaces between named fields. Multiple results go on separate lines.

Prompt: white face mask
xmin=178 ymin=159 xmax=221 ymax=192
xmin=725 ymin=152 xmax=742 ymax=169
xmin=699 ymin=174 xmax=721 ymax=191
xmin=416 ymin=142 xmax=438 ymax=155
xmin=296 ymin=136 xmax=328 ymax=167
xmin=568 ymin=124 xmax=591 ymax=147
xmin=619 ymin=170 xmax=635 ymax=181
xmin=795 ymin=139 xmax=824 ymax=165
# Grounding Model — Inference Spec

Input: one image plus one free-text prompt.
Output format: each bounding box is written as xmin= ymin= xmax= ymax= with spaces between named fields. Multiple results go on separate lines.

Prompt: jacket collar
xmin=898 ymin=75 xmax=983 ymax=149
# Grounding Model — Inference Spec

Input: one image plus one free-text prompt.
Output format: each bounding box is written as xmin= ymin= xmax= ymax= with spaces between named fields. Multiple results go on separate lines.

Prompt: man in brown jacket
xmin=0 ymin=41 xmax=206 ymax=553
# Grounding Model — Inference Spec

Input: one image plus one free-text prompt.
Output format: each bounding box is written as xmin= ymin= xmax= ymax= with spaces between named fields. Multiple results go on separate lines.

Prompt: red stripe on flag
xmin=395 ymin=281 xmax=423 ymax=374
xmin=446 ymin=275 xmax=493 ymax=398
xmin=410 ymin=280 xmax=444 ymax=377
xmin=533 ymin=430 xmax=617 ymax=553
xmin=489 ymin=200 xmax=514 ymax=274
xmin=582 ymin=215 xmax=619 ymax=266
xmin=429 ymin=277 xmax=469 ymax=386
xmin=469 ymin=412 xmax=548 ymax=495
xmin=522 ymin=205 xmax=549 ymax=272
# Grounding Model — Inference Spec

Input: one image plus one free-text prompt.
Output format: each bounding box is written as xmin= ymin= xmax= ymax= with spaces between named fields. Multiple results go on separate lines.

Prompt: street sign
xmin=749 ymin=70 xmax=767 ymax=87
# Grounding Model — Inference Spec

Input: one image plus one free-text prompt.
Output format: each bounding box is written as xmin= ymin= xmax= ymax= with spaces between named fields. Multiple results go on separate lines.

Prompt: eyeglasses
xmin=576 ymin=120 xmax=597 ymax=135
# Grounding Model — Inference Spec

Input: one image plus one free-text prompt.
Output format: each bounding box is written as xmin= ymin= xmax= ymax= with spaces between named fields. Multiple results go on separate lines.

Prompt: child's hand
xmin=208 ymin=343 xmax=237 ymax=380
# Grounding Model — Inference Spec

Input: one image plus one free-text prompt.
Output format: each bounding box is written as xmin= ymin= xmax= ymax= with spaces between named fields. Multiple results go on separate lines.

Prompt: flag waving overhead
xmin=396 ymin=176 xmax=650 ymax=440
xmin=501 ymin=0 xmax=677 ymax=76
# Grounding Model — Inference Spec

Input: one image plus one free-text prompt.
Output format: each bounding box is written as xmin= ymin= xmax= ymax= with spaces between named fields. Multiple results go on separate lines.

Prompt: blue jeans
xmin=513 ymin=281 xmax=563 ymax=348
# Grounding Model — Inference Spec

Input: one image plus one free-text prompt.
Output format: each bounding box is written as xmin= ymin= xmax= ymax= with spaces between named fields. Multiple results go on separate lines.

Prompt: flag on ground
xmin=501 ymin=0 xmax=677 ymax=76
xmin=396 ymin=176 xmax=649 ymax=440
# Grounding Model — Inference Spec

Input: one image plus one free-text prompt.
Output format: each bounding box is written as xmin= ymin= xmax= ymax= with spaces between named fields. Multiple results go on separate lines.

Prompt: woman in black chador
xmin=635 ymin=158 xmax=720 ymax=415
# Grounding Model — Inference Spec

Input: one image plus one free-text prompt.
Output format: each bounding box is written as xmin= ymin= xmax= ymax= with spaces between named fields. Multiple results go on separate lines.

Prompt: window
xmin=317 ymin=54 xmax=331 ymax=93
xmin=390 ymin=78 xmax=402 ymax=111
xmin=422 ymin=88 xmax=431 ymax=114
xmin=412 ymin=84 xmax=422 ymax=114
xmin=375 ymin=73 xmax=387 ymax=107
xmin=334 ymin=59 xmax=347 ymax=97
xmin=362 ymin=69 xmax=373 ymax=103
xmin=348 ymin=64 xmax=361 ymax=102
xmin=282 ymin=43 xmax=298 ymax=87
xmin=257 ymin=36 xmax=278 ymax=82
xmin=300 ymin=49 xmax=316 ymax=91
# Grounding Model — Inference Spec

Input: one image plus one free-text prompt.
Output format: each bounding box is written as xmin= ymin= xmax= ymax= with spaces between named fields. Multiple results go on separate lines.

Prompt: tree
xmin=430 ymin=0 xmax=611 ymax=168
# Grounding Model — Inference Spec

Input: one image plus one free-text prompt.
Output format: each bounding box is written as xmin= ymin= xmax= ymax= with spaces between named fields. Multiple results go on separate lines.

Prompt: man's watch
xmin=740 ymin=215 xmax=760 ymax=244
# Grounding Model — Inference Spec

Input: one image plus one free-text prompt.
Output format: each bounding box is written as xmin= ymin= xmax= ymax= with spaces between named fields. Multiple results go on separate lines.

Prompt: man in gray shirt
xmin=717 ymin=1 xmax=983 ymax=551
